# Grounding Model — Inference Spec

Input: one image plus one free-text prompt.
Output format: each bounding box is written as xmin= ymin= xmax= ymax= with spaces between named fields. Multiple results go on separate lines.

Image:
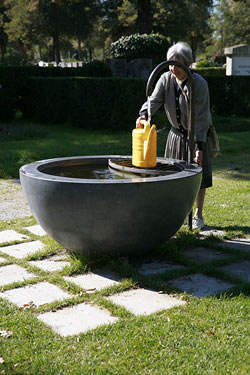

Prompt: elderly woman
xmin=136 ymin=41 xmax=212 ymax=229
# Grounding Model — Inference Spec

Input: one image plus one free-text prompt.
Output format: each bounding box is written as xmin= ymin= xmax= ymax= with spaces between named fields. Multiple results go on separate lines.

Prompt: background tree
xmin=3 ymin=0 xmax=101 ymax=64
xmin=205 ymin=0 xmax=250 ymax=59
xmin=0 ymin=0 xmax=8 ymax=60
xmin=63 ymin=0 xmax=101 ymax=61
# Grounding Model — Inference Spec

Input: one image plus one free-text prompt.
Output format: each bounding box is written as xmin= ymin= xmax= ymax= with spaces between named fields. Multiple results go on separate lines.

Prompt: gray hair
xmin=167 ymin=42 xmax=194 ymax=67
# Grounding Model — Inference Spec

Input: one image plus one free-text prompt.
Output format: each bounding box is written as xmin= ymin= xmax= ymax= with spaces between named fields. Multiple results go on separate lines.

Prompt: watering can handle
xmin=138 ymin=119 xmax=149 ymax=128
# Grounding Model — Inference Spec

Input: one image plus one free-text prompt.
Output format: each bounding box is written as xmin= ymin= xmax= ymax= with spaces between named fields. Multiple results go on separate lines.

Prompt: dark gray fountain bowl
xmin=19 ymin=155 xmax=202 ymax=256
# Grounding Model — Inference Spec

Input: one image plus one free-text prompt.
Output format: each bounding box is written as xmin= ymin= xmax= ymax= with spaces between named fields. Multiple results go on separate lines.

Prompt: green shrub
xmin=206 ymin=76 xmax=250 ymax=117
xmin=5 ymin=73 xmax=250 ymax=128
xmin=194 ymin=67 xmax=226 ymax=76
xmin=196 ymin=60 xmax=213 ymax=68
xmin=110 ymin=33 xmax=170 ymax=62
xmin=20 ymin=77 xmax=147 ymax=130
xmin=0 ymin=62 xmax=112 ymax=122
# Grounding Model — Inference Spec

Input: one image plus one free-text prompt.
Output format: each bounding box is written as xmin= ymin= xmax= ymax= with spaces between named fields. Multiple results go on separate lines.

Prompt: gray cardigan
xmin=139 ymin=71 xmax=212 ymax=142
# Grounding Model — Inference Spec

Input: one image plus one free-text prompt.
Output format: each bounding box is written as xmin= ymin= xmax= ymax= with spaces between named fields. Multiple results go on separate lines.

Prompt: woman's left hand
xmin=194 ymin=150 xmax=202 ymax=166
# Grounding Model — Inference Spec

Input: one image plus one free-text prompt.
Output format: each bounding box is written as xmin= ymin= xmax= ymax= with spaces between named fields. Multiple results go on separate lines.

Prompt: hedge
xmin=0 ymin=62 xmax=112 ymax=122
xmin=194 ymin=67 xmax=226 ymax=76
xmin=20 ymin=77 xmax=147 ymax=130
xmin=1 ymin=73 xmax=250 ymax=127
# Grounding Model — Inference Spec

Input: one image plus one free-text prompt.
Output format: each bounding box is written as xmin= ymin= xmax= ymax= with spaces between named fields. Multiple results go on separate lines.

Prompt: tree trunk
xmin=53 ymin=34 xmax=60 ymax=64
xmin=37 ymin=45 xmax=42 ymax=61
xmin=0 ymin=35 xmax=7 ymax=61
xmin=77 ymin=37 xmax=82 ymax=61
xmin=136 ymin=0 xmax=152 ymax=34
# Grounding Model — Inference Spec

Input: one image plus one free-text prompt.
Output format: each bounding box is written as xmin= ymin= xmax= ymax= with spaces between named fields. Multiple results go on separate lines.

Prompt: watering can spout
xmin=132 ymin=120 xmax=157 ymax=168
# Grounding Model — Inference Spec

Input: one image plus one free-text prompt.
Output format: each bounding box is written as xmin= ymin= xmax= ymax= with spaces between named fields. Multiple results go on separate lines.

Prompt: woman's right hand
xmin=136 ymin=115 xmax=146 ymax=128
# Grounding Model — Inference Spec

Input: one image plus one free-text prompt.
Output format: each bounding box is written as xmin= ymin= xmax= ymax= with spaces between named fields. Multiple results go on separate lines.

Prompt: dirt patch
xmin=0 ymin=180 xmax=32 ymax=221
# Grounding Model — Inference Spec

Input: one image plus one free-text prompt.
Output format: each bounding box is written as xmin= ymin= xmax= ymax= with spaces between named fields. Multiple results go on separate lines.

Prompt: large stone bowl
xmin=19 ymin=155 xmax=202 ymax=256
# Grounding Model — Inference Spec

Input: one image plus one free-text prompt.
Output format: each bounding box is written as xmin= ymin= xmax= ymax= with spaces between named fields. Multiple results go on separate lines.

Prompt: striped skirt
xmin=164 ymin=127 xmax=212 ymax=189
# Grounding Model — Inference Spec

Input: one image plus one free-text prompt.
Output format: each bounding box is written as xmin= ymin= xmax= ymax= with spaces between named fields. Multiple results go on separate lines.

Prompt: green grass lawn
xmin=0 ymin=116 xmax=250 ymax=374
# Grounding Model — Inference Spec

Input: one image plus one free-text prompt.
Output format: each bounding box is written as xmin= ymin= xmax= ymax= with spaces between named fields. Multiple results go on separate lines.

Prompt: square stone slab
xmin=0 ymin=264 xmax=36 ymax=286
xmin=2 ymin=282 xmax=72 ymax=307
xmin=218 ymin=239 xmax=250 ymax=253
xmin=168 ymin=273 xmax=235 ymax=297
xmin=185 ymin=247 xmax=232 ymax=265
xmin=200 ymin=228 xmax=225 ymax=237
xmin=0 ymin=240 xmax=44 ymax=258
xmin=64 ymin=272 xmax=120 ymax=293
xmin=107 ymin=288 xmax=186 ymax=316
xmin=24 ymin=225 xmax=47 ymax=237
xmin=29 ymin=257 xmax=70 ymax=272
xmin=38 ymin=302 xmax=118 ymax=336
xmin=138 ymin=262 xmax=184 ymax=276
xmin=219 ymin=261 xmax=250 ymax=283
xmin=0 ymin=230 xmax=29 ymax=244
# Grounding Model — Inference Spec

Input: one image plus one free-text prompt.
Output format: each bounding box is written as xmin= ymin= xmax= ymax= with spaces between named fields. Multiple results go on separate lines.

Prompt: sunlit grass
xmin=0 ymin=117 xmax=250 ymax=374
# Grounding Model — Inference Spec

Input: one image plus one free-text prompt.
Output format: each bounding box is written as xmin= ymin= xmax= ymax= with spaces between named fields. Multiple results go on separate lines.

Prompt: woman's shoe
xmin=192 ymin=216 xmax=205 ymax=229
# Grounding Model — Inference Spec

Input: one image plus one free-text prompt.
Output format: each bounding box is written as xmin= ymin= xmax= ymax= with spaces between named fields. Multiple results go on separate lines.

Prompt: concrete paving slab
xmin=0 ymin=264 xmax=36 ymax=286
xmin=168 ymin=273 xmax=235 ymax=297
xmin=138 ymin=262 xmax=184 ymax=275
xmin=200 ymin=228 xmax=225 ymax=237
xmin=219 ymin=261 xmax=250 ymax=283
xmin=24 ymin=225 xmax=47 ymax=237
xmin=2 ymin=282 xmax=72 ymax=307
xmin=107 ymin=288 xmax=186 ymax=316
xmin=38 ymin=302 xmax=118 ymax=336
xmin=0 ymin=230 xmax=29 ymax=244
xmin=185 ymin=247 xmax=232 ymax=265
xmin=29 ymin=257 xmax=70 ymax=272
xmin=217 ymin=239 xmax=250 ymax=252
xmin=0 ymin=240 xmax=44 ymax=258
xmin=64 ymin=272 xmax=120 ymax=293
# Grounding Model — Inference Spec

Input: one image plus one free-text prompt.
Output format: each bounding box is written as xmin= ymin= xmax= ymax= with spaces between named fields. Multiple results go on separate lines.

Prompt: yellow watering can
xmin=132 ymin=120 xmax=157 ymax=168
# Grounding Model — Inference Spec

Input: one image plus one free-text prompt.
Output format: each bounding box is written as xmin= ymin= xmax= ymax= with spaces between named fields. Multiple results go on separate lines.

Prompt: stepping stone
xmin=0 ymin=264 xmax=36 ymax=286
xmin=24 ymin=225 xmax=47 ymax=237
xmin=168 ymin=273 xmax=235 ymax=297
xmin=185 ymin=247 xmax=232 ymax=265
xmin=0 ymin=230 xmax=29 ymax=244
xmin=138 ymin=262 xmax=184 ymax=275
xmin=219 ymin=261 xmax=250 ymax=283
xmin=38 ymin=302 xmax=118 ymax=336
xmin=2 ymin=282 xmax=72 ymax=307
xmin=64 ymin=272 xmax=120 ymax=293
xmin=0 ymin=240 xmax=44 ymax=259
xmin=107 ymin=288 xmax=186 ymax=316
xmin=0 ymin=257 xmax=6 ymax=263
xmin=217 ymin=239 xmax=250 ymax=253
xmin=29 ymin=257 xmax=70 ymax=272
xmin=200 ymin=228 xmax=225 ymax=237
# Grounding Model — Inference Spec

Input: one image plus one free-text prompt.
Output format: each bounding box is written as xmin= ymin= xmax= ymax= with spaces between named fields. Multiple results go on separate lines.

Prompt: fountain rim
xmin=19 ymin=155 xmax=202 ymax=184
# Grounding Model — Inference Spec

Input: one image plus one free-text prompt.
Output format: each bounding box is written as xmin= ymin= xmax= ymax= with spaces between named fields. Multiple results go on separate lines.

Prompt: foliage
xmin=206 ymin=0 xmax=250 ymax=57
xmin=110 ymin=33 xmax=170 ymax=60
xmin=194 ymin=67 xmax=226 ymax=76
xmin=153 ymin=0 xmax=213 ymax=58
xmin=2 ymin=0 xmax=101 ymax=63
xmin=19 ymin=77 xmax=146 ymax=129
xmin=196 ymin=60 xmax=214 ymax=68
xmin=1 ymin=71 xmax=250 ymax=123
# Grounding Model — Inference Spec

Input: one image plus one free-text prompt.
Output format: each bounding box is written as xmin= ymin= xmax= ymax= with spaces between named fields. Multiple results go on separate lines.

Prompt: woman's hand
xmin=194 ymin=150 xmax=203 ymax=166
xmin=136 ymin=115 xmax=146 ymax=128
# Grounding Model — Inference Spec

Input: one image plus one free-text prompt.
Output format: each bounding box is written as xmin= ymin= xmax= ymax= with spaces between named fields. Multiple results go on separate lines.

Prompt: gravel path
xmin=0 ymin=179 xmax=32 ymax=221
